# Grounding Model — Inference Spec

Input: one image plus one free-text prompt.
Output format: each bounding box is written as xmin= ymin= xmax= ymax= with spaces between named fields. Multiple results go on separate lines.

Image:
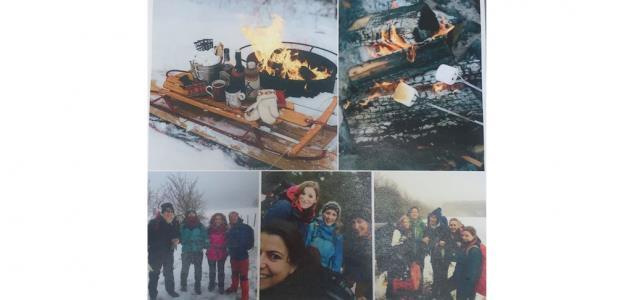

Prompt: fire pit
xmin=240 ymin=42 xmax=337 ymax=98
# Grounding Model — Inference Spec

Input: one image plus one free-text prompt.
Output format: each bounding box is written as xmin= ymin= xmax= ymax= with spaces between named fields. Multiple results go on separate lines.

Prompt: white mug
xmin=225 ymin=91 xmax=246 ymax=108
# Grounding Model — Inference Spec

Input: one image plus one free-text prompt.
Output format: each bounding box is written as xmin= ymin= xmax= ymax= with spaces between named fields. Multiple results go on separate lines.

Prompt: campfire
xmin=367 ymin=24 xmax=412 ymax=58
xmin=366 ymin=15 xmax=454 ymax=59
xmin=242 ymin=15 xmax=332 ymax=81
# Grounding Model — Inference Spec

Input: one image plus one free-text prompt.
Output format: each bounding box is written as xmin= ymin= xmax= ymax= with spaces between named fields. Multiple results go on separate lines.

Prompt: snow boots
xmin=167 ymin=290 xmax=180 ymax=298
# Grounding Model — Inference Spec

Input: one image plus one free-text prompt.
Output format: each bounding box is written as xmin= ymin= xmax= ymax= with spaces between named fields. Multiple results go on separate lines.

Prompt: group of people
xmin=147 ymin=203 xmax=254 ymax=300
xmin=380 ymin=207 xmax=486 ymax=300
xmin=261 ymin=181 xmax=373 ymax=299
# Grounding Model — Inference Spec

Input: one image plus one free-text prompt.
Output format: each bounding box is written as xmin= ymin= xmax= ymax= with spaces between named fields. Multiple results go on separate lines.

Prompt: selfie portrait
xmin=261 ymin=171 xmax=374 ymax=299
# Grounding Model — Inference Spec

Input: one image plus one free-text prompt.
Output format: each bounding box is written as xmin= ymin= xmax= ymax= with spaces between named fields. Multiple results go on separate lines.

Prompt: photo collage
xmin=148 ymin=1 xmax=485 ymax=300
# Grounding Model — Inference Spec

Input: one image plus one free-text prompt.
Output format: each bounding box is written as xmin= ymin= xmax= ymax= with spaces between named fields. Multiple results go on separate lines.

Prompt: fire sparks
xmin=241 ymin=15 xmax=331 ymax=81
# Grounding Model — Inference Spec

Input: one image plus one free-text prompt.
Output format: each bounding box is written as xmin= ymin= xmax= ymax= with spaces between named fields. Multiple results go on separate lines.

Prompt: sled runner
xmin=149 ymin=71 xmax=337 ymax=170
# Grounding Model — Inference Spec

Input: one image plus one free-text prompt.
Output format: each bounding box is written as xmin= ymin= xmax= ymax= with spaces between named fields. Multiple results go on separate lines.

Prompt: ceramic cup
xmin=206 ymin=80 xmax=227 ymax=101
xmin=225 ymin=91 xmax=246 ymax=108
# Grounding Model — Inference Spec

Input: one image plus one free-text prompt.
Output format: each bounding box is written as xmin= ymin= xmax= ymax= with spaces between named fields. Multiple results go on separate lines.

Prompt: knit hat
xmin=161 ymin=203 xmax=174 ymax=213
xmin=321 ymin=201 xmax=342 ymax=218
xmin=352 ymin=207 xmax=371 ymax=223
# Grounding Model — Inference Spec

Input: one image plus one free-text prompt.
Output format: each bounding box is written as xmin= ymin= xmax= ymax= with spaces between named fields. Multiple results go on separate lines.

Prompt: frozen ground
xmin=148 ymin=127 xmax=244 ymax=170
xmin=152 ymin=207 xmax=259 ymax=300
xmin=149 ymin=0 xmax=338 ymax=170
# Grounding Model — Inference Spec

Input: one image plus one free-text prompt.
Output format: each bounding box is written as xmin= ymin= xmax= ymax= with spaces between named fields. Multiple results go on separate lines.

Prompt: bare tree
xmin=158 ymin=174 xmax=206 ymax=220
xmin=148 ymin=179 xmax=163 ymax=218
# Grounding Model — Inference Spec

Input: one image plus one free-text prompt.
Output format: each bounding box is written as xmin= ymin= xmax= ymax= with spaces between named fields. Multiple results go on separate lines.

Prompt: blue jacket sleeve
xmin=333 ymin=234 xmax=344 ymax=273
xmin=244 ymin=225 xmax=254 ymax=251
xmin=264 ymin=200 xmax=291 ymax=226
xmin=305 ymin=222 xmax=315 ymax=246
xmin=467 ymin=247 xmax=482 ymax=283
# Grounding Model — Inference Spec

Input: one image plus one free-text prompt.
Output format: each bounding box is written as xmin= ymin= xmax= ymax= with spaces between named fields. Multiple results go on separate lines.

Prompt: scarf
xmin=185 ymin=216 xmax=199 ymax=229
xmin=286 ymin=185 xmax=316 ymax=223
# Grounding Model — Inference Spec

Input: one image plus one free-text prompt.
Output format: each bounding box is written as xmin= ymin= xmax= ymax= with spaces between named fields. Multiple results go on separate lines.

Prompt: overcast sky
xmin=149 ymin=171 xmax=259 ymax=209
xmin=376 ymin=171 xmax=485 ymax=206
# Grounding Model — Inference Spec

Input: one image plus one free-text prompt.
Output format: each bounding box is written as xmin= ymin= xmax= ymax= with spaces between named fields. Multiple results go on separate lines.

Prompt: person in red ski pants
xmin=225 ymin=211 xmax=254 ymax=300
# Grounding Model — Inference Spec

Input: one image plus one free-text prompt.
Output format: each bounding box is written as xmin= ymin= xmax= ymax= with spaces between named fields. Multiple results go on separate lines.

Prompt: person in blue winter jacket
xmin=305 ymin=201 xmax=344 ymax=273
xmin=224 ymin=211 xmax=254 ymax=300
xmin=263 ymin=181 xmax=320 ymax=237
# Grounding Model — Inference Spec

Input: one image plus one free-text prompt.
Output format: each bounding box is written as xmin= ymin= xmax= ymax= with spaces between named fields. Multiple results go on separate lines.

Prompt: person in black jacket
xmin=344 ymin=209 xmax=372 ymax=300
xmin=148 ymin=203 xmax=181 ymax=300
xmin=426 ymin=208 xmax=450 ymax=299
xmin=260 ymin=220 xmax=354 ymax=300
xmin=224 ymin=211 xmax=254 ymax=300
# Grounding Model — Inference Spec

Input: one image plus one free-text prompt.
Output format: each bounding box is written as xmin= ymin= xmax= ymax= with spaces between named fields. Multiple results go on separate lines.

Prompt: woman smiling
xmin=260 ymin=220 xmax=354 ymax=300
xmin=305 ymin=201 xmax=344 ymax=273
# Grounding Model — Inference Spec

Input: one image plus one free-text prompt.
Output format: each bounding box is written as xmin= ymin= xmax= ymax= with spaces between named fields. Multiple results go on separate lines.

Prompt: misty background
xmin=149 ymin=171 xmax=259 ymax=214
xmin=374 ymin=171 xmax=485 ymax=224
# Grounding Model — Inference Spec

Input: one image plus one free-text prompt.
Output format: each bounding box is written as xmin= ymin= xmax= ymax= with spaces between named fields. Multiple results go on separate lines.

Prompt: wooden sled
xmin=149 ymin=72 xmax=337 ymax=169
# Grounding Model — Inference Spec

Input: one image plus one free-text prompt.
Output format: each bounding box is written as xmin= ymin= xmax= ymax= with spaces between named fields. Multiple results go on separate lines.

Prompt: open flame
xmin=241 ymin=15 xmax=331 ymax=81
xmin=368 ymin=24 xmax=412 ymax=58
xmin=367 ymin=15 xmax=455 ymax=58
xmin=432 ymin=15 xmax=455 ymax=39
xmin=368 ymin=81 xmax=398 ymax=98
xmin=360 ymin=80 xmax=399 ymax=106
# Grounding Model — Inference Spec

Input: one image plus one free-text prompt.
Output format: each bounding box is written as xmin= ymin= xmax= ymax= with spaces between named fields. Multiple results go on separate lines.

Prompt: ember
xmin=432 ymin=82 xmax=447 ymax=93
xmin=242 ymin=15 xmax=332 ymax=81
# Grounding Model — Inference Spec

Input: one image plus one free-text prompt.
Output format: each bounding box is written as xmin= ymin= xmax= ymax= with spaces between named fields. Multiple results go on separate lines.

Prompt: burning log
xmin=344 ymin=3 xmax=462 ymax=92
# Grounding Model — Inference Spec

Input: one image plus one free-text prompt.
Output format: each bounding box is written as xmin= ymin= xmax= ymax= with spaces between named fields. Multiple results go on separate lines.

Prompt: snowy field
xmin=149 ymin=0 xmax=338 ymax=170
xmin=151 ymin=207 xmax=259 ymax=300
xmin=374 ymin=217 xmax=486 ymax=300
xmin=148 ymin=127 xmax=245 ymax=170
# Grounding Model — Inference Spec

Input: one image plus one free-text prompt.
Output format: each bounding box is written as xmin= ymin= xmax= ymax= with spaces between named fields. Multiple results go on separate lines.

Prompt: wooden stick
xmin=290 ymin=96 xmax=337 ymax=156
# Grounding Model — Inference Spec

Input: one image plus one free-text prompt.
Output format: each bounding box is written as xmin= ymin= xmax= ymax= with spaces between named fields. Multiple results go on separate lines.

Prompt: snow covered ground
xmin=152 ymin=207 xmax=259 ymax=300
xmin=148 ymin=126 xmax=246 ymax=170
xmin=149 ymin=0 xmax=338 ymax=170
